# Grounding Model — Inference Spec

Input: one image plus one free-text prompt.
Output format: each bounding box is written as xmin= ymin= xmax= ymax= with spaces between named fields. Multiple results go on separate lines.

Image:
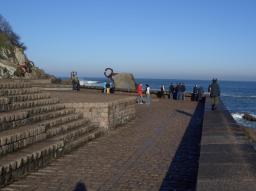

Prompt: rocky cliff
xmin=0 ymin=46 xmax=50 ymax=79
xmin=0 ymin=15 xmax=51 ymax=79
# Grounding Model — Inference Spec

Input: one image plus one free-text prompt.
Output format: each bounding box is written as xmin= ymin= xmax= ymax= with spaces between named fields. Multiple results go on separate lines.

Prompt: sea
xmin=68 ymin=77 xmax=256 ymax=129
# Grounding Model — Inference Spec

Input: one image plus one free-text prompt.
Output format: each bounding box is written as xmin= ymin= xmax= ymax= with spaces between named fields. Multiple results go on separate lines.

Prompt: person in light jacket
xmin=145 ymin=84 xmax=151 ymax=105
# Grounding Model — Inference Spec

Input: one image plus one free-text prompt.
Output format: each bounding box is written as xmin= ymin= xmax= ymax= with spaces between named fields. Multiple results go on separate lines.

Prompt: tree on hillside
xmin=0 ymin=14 xmax=26 ymax=50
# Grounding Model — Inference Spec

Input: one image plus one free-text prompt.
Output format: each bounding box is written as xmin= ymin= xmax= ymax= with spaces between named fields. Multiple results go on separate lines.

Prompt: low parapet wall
xmin=64 ymin=97 xmax=136 ymax=131
xmin=197 ymin=97 xmax=256 ymax=190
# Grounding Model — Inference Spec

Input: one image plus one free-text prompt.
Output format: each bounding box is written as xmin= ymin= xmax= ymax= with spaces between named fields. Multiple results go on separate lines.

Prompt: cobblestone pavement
xmin=3 ymin=99 xmax=202 ymax=191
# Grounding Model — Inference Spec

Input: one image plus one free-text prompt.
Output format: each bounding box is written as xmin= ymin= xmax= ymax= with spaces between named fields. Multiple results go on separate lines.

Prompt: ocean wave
xmin=80 ymin=80 xmax=101 ymax=86
xmin=232 ymin=112 xmax=244 ymax=120
xmin=222 ymin=94 xmax=256 ymax=98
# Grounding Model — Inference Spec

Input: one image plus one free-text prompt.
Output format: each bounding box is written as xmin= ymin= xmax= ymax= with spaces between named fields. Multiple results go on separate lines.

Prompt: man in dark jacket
xmin=169 ymin=83 xmax=175 ymax=100
xmin=192 ymin=84 xmax=199 ymax=101
xmin=181 ymin=83 xmax=186 ymax=100
xmin=209 ymin=79 xmax=220 ymax=111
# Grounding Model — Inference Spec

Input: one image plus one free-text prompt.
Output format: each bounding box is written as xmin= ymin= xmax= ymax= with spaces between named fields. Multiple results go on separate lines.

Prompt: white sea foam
xmin=80 ymin=80 xmax=100 ymax=86
xmin=232 ymin=113 xmax=243 ymax=120
xmin=222 ymin=94 xmax=256 ymax=98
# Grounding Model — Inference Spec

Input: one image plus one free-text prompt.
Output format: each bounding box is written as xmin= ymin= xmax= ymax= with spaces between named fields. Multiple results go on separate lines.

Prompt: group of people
xmin=168 ymin=83 xmax=186 ymax=100
xmin=137 ymin=83 xmax=151 ymax=105
xmin=70 ymin=73 xmax=220 ymax=111
xmin=191 ymin=84 xmax=204 ymax=101
xmin=136 ymin=79 xmax=221 ymax=111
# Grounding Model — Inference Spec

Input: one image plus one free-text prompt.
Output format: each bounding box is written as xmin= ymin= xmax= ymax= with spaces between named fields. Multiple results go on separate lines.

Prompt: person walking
xmin=145 ymin=84 xmax=151 ymax=105
xmin=209 ymin=79 xmax=221 ymax=111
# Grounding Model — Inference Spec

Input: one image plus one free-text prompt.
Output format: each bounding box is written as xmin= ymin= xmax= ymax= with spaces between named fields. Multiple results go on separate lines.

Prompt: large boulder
xmin=112 ymin=73 xmax=136 ymax=91
xmin=243 ymin=113 xmax=256 ymax=122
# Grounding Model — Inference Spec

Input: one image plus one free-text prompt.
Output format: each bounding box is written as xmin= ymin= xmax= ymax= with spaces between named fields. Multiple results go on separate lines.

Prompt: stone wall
xmin=64 ymin=97 xmax=136 ymax=131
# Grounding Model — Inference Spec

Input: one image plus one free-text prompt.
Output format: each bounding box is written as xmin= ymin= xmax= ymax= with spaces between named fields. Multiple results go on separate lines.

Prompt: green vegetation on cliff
xmin=0 ymin=14 xmax=26 ymax=54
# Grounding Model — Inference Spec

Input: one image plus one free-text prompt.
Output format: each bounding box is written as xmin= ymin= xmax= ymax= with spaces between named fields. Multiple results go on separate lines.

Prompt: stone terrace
xmin=0 ymin=80 xmax=104 ymax=188
xmin=46 ymin=89 xmax=131 ymax=103
xmin=2 ymin=98 xmax=204 ymax=191
xmin=47 ymin=90 xmax=136 ymax=130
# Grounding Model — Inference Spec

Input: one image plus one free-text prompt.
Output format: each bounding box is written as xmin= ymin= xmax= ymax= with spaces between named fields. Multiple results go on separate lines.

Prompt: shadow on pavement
xmin=73 ymin=181 xmax=88 ymax=191
xmin=160 ymin=99 xmax=205 ymax=191
xmin=176 ymin=109 xmax=193 ymax=117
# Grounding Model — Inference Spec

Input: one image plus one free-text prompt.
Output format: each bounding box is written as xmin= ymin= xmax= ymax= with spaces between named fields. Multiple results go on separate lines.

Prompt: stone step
xmin=0 ymin=124 xmax=102 ymax=187
xmin=40 ymin=113 xmax=83 ymax=129
xmin=0 ymin=125 xmax=46 ymax=157
xmin=0 ymin=87 xmax=40 ymax=96
xmin=0 ymin=111 xmax=28 ymax=124
xmin=0 ymin=87 xmax=39 ymax=98
xmin=7 ymin=93 xmax=51 ymax=103
xmin=0 ymin=111 xmax=79 ymax=156
xmin=0 ymin=98 xmax=60 ymax=112
xmin=0 ymin=82 xmax=31 ymax=89
xmin=63 ymin=127 xmax=103 ymax=152
xmin=28 ymin=108 xmax=76 ymax=125
xmin=0 ymin=104 xmax=66 ymax=132
xmin=46 ymin=118 xmax=89 ymax=137
xmin=0 ymin=139 xmax=64 ymax=187
xmin=50 ymin=123 xmax=97 ymax=144
xmin=25 ymin=103 xmax=65 ymax=116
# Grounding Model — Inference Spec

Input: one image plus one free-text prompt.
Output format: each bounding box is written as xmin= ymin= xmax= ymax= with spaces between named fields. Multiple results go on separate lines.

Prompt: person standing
xmin=209 ymin=79 xmax=220 ymax=111
xmin=192 ymin=84 xmax=198 ymax=101
xmin=169 ymin=83 xmax=174 ymax=100
xmin=176 ymin=83 xmax=182 ymax=100
xmin=181 ymin=83 xmax=186 ymax=100
xmin=160 ymin=85 xmax=165 ymax=98
xmin=71 ymin=71 xmax=80 ymax=91
xmin=145 ymin=84 xmax=151 ymax=105
xmin=137 ymin=83 xmax=143 ymax=104
xmin=106 ymin=80 xmax=111 ymax=95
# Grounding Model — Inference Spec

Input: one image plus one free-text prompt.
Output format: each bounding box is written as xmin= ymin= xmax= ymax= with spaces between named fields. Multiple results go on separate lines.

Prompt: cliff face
xmin=0 ymin=45 xmax=50 ymax=79
xmin=0 ymin=15 xmax=50 ymax=79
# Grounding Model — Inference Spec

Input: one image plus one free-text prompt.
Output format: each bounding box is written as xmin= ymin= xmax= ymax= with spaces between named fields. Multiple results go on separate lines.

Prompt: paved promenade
xmin=197 ymin=99 xmax=256 ymax=191
xmin=3 ymin=99 xmax=204 ymax=191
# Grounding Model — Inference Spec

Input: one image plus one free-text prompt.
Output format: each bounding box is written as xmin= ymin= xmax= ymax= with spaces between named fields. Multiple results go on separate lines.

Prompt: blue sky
xmin=1 ymin=0 xmax=256 ymax=80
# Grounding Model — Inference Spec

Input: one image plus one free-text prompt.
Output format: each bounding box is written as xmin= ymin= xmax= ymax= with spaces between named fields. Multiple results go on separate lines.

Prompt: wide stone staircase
xmin=0 ymin=80 xmax=103 ymax=188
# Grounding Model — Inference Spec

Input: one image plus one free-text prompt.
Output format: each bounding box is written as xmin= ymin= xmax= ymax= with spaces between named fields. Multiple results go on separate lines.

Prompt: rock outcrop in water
xmin=243 ymin=113 xmax=256 ymax=122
